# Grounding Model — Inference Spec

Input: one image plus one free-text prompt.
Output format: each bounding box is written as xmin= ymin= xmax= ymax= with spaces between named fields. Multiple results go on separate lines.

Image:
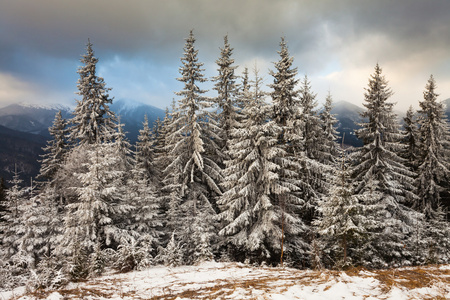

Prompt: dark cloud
xmin=1 ymin=0 xmax=450 ymax=109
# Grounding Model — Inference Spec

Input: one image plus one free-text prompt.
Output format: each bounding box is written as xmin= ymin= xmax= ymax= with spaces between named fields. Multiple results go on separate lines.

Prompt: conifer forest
xmin=0 ymin=32 xmax=449 ymax=291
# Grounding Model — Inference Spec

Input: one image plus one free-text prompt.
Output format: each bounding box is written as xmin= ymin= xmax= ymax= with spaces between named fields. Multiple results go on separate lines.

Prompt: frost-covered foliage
xmin=69 ymin=40 xmax=117 ymax=145
xmin=297 ymin=76 xmax=331 ymax=223
xmin=1 ymin=171 xmax=27 ymax=262
xmin=162 ymin=30 xmax=221 ymax=263
xmin=319 ymin=92 xmax=339 ymax=165
xmin=60 ymin=143 xmax=132 ymax=270
xmin=219 ymin=66 xmax=308 ymax=266
xmin=351 ymin=64 xmax=420 ymax=267
xmin=212 ymin=35 xmax=240 ymax=161
xmin=401 ymin=106 xmax=420 ymax=172
xmin=136 ymin=115 xmax=159 ymax=184
xmin=416 ymin=75 xmax=450 ymax=219
xmin=315 ymin=151 xmax=368 ymax=269
xmin=38 ymin=111 xmax=69 ymax=184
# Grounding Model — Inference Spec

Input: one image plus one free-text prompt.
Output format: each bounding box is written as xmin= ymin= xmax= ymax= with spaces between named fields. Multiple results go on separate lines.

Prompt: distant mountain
xmin=331 ymin=101 xmax=364 ymax=147
xmin=110 ymin=99 xmax=166 ymax=144
xmin=0 ymin=103 xmax=72 ymax=137
xmin=0 ymin=100 xmax=166 ymax=144
xmin=0 ymin=124 xmax=46 ymax=184
xmin=0 ymin=100 xmax=166 ymax=184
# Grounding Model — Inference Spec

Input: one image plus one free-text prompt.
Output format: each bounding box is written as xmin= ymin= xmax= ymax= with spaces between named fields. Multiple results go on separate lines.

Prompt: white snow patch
xmin=3 ymin=262 xmax=449 ymax=300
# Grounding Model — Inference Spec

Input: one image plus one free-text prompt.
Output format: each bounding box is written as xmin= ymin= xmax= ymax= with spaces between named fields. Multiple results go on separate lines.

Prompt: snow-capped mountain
xmin=0 ymin=100 xmax=166 ymax=142
xmin=110 ymin=99 xmax=166 ymax=143
xmin=0 ymin=103 xmax=72 ymax=137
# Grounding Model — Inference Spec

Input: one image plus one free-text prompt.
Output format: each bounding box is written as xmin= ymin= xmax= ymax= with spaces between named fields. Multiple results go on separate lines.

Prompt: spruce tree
xmin=401 ymin=106 xmax=420 ymax=173
xmin=319 ymin=92 xmax=339 ymax=165
xmin=416 ymin=75 xmax=450 ymax=219
xmin=315 ymin=151 xmax=368 ymax=269
xmin=298 ymin=76 xmax=330 ymax=223
xmin=268 ymin=38 xmax=312 ymax=264
xmin=220 ymin=67 xmax=308 ymax=265
xmin=163 ymin=31 xmax=221 ymax=264
xmin=352 ymin=64 xmax=418 ymax=267
xmin=38 ymin=110 xmax=68 ymax=184
xmin=135 ymin=115 xmax=158 ymax=185
xmin=0 ymin=178 xmax=7 ymax=224
xmin=69 ymin=40 xmax=117 ymax=145
xmin=0 ymin=170 xmax=26 ymax=264
xmin=212 ymin=35 xmax=240 ymax=161
xmin=60 ymin=142 xmax=131 ymax=276
xmin=415 ymin=75 xmax=450 ymax=263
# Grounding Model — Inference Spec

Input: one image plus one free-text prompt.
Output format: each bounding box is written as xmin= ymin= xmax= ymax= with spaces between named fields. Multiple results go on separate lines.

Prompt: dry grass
xmin=10 ymin=264 xmax=449 ymax=299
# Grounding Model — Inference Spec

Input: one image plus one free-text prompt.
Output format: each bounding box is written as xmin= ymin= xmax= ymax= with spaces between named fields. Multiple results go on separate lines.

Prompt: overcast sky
xmin=1 ymin=0 xmax=449 ymax=111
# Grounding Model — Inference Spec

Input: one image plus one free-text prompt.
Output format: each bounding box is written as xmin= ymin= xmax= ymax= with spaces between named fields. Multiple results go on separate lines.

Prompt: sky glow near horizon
xmin=0 ymin=0 xmax=449 ymax=111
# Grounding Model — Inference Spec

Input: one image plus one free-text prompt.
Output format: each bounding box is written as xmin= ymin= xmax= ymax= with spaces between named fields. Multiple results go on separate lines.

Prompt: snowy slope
xmin=3 ymin=262 xmax=449 ymax=299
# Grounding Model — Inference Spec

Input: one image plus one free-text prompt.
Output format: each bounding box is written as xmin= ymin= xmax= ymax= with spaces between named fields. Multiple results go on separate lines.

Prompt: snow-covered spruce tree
xmin=163 ymin=31 xmax=221 ymax=264
xmin=268 ymin=38 xmax=311 ymax=265
xmin=119 ymin=154 xmax=163 ymax=271
xmin=416 ymin=75 xmax=450 ymax=219
xmin=135 ymin=115 xmax=159 ymax=186
xmin=319 ymin=92 xmax=339 ymax=165
xmin=0 ymin=177 xmax=7 ymax=224
xmin=61 ymin=142 xmax=131 ymax=278
xmin=401 ymin=106 xmax=420 ymax=174
xmin=415 ymin=75 xmax=450 ymax=263
xmin=351 ymin=63 xmax=418 ymax=267
xmin=297 ymin=76 xmax=331 ymax=224
xmin=314 ymin=150 xmax=368 ymax=269
xmin=12 ymin=188 xmax=61 ymax=271
xmin=219 ymin=66 xmax=308 ymax=266
xmin=69 ymin=40 xmax=117 ymax=145
xmin=160 ymin=100 xmax=183 ymax=238
xmin=114 ymin=117 xmax=134 ymax=172
xmin=0 ymin=170 xmax=29 ymax=284
xmin=38 ymin=110 xmax=69 ymax=185
xmin=212 ymin=34 xmax=240 ymax=163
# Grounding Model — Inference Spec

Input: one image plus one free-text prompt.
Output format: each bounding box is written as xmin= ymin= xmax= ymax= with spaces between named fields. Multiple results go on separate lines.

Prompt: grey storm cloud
xmin=1 ymin=0 xmax=450 ymax=108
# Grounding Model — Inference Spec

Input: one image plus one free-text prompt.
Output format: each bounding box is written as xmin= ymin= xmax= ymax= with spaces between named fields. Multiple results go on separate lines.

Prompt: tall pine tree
xmin=352 ymin=64 xmax=418 ymax=267
xmin=69 ymin=40 xmax=117 ymax=145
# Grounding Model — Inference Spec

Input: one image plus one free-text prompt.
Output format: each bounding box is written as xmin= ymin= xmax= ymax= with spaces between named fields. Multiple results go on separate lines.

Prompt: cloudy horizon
xmin=1 ymin=0 xmax=450 ymax=111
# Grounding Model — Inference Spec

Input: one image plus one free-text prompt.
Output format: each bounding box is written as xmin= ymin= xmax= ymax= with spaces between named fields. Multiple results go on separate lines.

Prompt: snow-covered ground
xmin=2 ymin=262 xmax=449 ymax=299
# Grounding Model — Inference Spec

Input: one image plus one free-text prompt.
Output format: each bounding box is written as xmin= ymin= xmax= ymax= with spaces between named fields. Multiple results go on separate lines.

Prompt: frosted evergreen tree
xmin=163 ymin=31 xmax=221 ymax=263
xmin=38 ymin=111 xmax=68 ymax=184
xmin=219 ymin=67 xmax=308 ymax=265
xmin=125 ymin=158 xmax=163 ymax=259
xmin=12 ymin=188 xmax=61 ymax=269
xmin=415 ymin=76 xmax=450 ymax=263
xmin=315 ymin=151 xmax=368 ymax=269
xmin=212 ymin=35 xmax=240 ymax=161
xmin=401 ymin=106 xmax=420 ymax=173
xmin=319 ymin=92 xmax=339 ymax=165
xmin=60 ymin=143 xmax=132 ymax=276
xmin=269 ymin=37 xmax=300 ymax=145
xmin=297 ymin=76 xmax=330 ymax=223
xmin=299 ymin=76 xmax=323 ymax=160
xmin=0 ymin=170 xmax=28 ymax=270
xmin=0 ymin=178 xmax=7 ymax=224
xmin=114 ymin=117 xmax=134 ymax=172
xmin=135 ymin=115 xmax=158 ymax=184
xmin=69 ymin=40 xmax=117 ymax=145
xmin=416 ymin=75 xmax=450 ymax=219
xmin=268 ymin=38 xmax=314 ymax=264
xmin=352 ymin=64 xmax=418 ymax=267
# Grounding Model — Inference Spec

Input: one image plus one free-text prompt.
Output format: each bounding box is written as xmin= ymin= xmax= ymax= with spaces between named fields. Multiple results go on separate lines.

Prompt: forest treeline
xmin=0 ymin=31 xmax=448 ymax=290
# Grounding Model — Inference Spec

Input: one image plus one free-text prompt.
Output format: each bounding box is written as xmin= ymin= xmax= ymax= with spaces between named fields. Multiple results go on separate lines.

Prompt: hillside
xmin=3 ymin=262 xmax=449 ymax=299
xmin=0 ymin=124 xmax=46 ymax=183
